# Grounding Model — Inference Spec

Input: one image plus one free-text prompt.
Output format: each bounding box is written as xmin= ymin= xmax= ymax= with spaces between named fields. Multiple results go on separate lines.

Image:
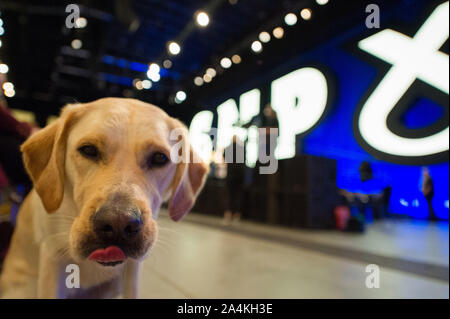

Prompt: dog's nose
xmin=93 ymin=206 xmax=142 ymax=241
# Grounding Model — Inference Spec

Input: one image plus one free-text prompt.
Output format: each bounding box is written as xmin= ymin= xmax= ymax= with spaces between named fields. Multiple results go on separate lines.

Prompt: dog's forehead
xmin=73 ymin=98 xmax=172 ymax=138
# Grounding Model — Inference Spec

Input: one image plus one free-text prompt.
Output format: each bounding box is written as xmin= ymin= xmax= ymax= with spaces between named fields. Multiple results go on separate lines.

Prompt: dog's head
xmin=21 ymin=98 xmax=208 ymax=266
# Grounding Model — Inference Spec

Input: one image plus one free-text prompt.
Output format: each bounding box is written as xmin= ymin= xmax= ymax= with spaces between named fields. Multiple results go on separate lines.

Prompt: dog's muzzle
xmin=88 ymin=193 xmax=144 ymax=266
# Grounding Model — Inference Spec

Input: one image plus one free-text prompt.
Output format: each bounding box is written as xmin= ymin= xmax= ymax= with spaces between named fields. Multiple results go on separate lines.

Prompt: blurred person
xmin=259 ymin=104 xmax=279 ymax=223
xmin=0 ymin=103 xmax=37 ymax=194
xmin=223 ymin=135 xmax=246 ymax=224
xmin=421 ymin=167 xmax=437 ymax=221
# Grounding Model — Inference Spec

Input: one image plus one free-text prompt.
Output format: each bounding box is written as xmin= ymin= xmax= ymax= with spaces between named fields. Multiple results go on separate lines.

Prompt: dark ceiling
xmin=0 ymin=0 xmax=410 ymax=125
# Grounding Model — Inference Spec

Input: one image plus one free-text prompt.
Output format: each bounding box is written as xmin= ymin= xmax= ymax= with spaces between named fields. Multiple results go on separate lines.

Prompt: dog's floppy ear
xmin=167 ymin=121 xmax=209 ymax=221
xmin=21 ymin=104 xmax=80 ymax=213
xmin=168 ymin=149 xmax=209 ymax=221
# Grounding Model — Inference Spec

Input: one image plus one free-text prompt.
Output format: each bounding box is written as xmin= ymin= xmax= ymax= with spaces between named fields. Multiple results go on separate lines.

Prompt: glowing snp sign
xmin=357 ymin=1 xmax=449 ymax=160
xmin=189 ymin=1 xmax=449 ymax=165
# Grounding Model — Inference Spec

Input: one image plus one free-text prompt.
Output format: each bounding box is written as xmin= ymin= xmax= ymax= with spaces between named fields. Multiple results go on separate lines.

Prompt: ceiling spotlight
xmin=194 ymin=77 xmax=204 ymax=86
xmin=175 ymin=91 xmax=187 ymax=103
xmin=0 ymin=27 xmax=4 ymax=36
xmin=0 ymin=40 xmax=2 ymax=47
xmin=316 ymin=0 xmax=329 ymax=5
xmin=75 ymin=17 xmax=88 ymax=28
xmin=284 ymin=13 xmax=297 ymax=26
xmin=220 ymin=57 xmax=232 ymax=69
xmin=273 ymin=27 xmax=284 ymax=39
xmin=300 ymin=8 xmax=312 ymax=20
xmin=168 ymin=41 xmax=181 ymax=55
xmin=232 ymin=54 xmax=241 ymax=64
xmin=259 ymin=31 xmax=271 ymax=43
xmin=206 ymin=68 xmax=217 ymax=78
xmin=71 ymin=39 xmax=82 ymax=49
xmin=203 ymin=74 xmax=212 ymax=83
xmin=147 ymin=63 xmax=161 ymax=82
xmin=0 ymin=63 xmax=8 ymax=74
xmin=2 ymin=82 xmax=14 ymax=91
xmin=148 ymin=73 xmax=161 ymax=82
xmin=196 ymin=11 xmax=210 ymax=27
xmin=251 ymin=40 xmax=263 ymax=53
xmin=142 ymin=80 xmax=152 ymax=89
xmin=149 ymin=63 xmax=160 ymax=74
xmin=135 ymin=80 xmax=143 ymax=90
xmin=163 ymin=59 xmax=172 ymax=69
xmin=4 ymin=89 xmax=15 ymax=98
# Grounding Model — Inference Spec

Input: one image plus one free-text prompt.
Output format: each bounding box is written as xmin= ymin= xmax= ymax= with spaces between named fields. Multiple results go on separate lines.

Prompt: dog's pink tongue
xmin=88 ymin=246 xmax=126 ymax=262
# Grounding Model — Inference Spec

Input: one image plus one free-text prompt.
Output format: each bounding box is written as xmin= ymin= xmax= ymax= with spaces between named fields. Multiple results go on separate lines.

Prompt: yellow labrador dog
xmin=0 ymin=98 xmax=208 ymax=298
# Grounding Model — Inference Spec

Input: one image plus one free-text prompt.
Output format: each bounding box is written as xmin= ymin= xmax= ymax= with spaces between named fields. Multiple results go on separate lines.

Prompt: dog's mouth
xmin=88 ymin=245 xmax=126 ymax=267
xmin=97 ymin=261 xmax=124 ymax=267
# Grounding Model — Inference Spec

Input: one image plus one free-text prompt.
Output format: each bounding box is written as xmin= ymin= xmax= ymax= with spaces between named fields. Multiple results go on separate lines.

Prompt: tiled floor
xmin=139 ymin=211 xmax=449 ymax=299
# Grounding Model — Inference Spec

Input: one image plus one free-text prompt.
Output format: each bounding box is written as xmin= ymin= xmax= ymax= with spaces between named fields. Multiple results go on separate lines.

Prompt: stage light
xmin=2 ymin=82 xmax=13 ymax=91
xmin=168 ymin=41 xmax=181 ymax=55
xmin=4 ymin=89 xmax=15 ymax=98
xmin=206 ymin=68 xmax=217 ymax=78
xmin=194 ymin=76 xmax=204 ymax=86
xmin=148 ymin=73 xmax=160 ymax=82
xmin=196 ymin=11 xmax=210 ymax=27
xmin=149 ymin=63 xmax=160 ymax=74
xmin=135 ymin=80 xmax=143 ymax=90
xmin=147 ymin=63 xmax=161 ymax=82
xmin=0 ymin=63 xmax=8 ymax=74
xmin=71 ymin=39 xmax=82 ymax=49
xmin=316 ymin=0 xmax=329 ymax=5
xmin=251 ymin=40 xmax=263 ymax=53
xmin=273 ymin=27 xmax=284 ymax=39
xmin=259 ymin=31 xmax=271 ymax=43
xmin=75 ymin=17 xmax=87 ymax=28
xmin=203 ymin=74 xmax=212 ymax=83
xmin=220 ymin=57 xmax=232 ymax=69
xmin=175 ymin=90 xmax=187 ymax=103
xmin=142 ymin=80 xmax=152 ymax=89
xmin=0 ymin=19 xmax=3 ymax=27
xmin=0 ymin=39 xmax=2 ymax=47
xmin=232 ymin=54 xmax=242 ymax=64
xmin=300 ymin=8 xmax=312 ymax=20
xmin=0 ymin=27 xmax=4 ymax=36
xmin=163 ymin=59 xmax=172 ymax=68
xmin=284 ymin=13 xmax=297 ymax=26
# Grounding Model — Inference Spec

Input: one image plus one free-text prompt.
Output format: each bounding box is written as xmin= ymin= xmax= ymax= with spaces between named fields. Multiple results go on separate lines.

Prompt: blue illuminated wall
xmin=200 ymin=1 xmax=449 ymax=220
xmin=286 ymin=4 xmax=449 ymax=220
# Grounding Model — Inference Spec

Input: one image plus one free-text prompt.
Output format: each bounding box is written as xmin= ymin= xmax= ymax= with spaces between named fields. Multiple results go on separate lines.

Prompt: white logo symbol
xmin=357 ymin=1 xmax=449 ymax=158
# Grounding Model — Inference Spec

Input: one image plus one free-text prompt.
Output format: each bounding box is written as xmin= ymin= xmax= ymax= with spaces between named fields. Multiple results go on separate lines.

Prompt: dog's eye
xmin=78 ymin=145 xmax=100 ymax=160
xmin=148 ymin=152 xmax=169 ymax=168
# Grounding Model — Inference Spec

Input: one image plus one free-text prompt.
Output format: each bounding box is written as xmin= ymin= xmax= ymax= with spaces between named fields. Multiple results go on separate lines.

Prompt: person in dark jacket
xmin=0 ymin=103 xmax=36 ymax=192
xmin=421 ymin=167 xmax=437 ymax=221
xmin=223 ymin=135 xmax=246 ymax=224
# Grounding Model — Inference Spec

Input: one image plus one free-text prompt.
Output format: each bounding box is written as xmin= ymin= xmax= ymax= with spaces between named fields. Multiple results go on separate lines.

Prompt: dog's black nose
xmin=93 ymin=205 xmax=142 ymax=241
